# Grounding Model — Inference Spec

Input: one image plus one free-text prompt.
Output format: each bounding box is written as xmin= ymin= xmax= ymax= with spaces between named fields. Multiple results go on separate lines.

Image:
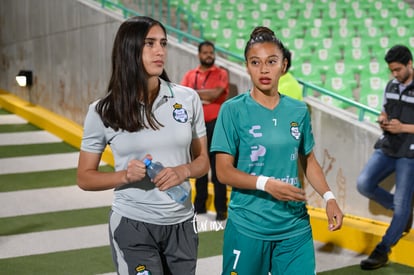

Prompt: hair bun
xmin=250 ymin=26 xmax=275 ymax=39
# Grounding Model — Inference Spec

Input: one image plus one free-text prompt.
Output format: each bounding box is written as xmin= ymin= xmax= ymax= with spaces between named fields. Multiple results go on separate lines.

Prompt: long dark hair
xmin=96 ymin=16 xmax=170 ymax=132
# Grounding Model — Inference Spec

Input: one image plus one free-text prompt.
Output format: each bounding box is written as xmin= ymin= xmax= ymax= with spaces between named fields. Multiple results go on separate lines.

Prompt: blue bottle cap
xmin=143 ymin=158 xmax=151 ymax=167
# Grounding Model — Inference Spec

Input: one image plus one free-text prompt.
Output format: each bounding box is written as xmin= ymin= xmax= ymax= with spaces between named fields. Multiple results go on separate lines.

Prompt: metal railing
xmin=299 ymin=80 xmax=381 ymax=121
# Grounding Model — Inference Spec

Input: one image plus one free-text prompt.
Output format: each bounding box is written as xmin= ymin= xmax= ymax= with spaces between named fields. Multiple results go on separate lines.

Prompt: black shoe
xmin=216 ymin=212 xmax=227 ymax=221
xmin=360 ymin=249 xmax=388 ymax=270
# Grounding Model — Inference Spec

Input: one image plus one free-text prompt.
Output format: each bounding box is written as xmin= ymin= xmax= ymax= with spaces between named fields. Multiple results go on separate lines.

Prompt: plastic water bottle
xmin=143 ymin=158 xmax=189 ymax=204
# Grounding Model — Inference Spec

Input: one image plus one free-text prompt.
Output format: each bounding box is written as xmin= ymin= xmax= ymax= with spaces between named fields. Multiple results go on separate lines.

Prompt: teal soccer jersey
xmin=211 ymin=92 xmax=315 ymax=240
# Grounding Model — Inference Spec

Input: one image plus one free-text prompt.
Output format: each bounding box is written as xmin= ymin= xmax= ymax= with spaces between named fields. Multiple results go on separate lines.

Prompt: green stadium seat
xmin=396 ymin=0 xmax=409 ymax=10
xmin=196 ymin=7 xmax=212 ymax=21
xmin=332 ymin=60 xmax=357 ymax=79
xmin=379 ymin=8 xmax=390 ymax=19
xmin=358 ymin=68 xmax=390 ymax=91
xmin=350 ymin=36 xmax=366 ymax=49
xmin=202 ymin=18 xmax=222 ymax=40
xmin=395 ymin=26 xmax=408 ymax=38
xmin=346 ymin=8 xmax=365 ymax=21
xmin=235 ymin=2 xmax=246 ymax=12
xmin=319 ymin=93 xmax=351 ymax=109
xmin=405 ymin=8 xmax=414 ymax=19
xmin=358 ymin=76 xmax=386 ymax=122
xmin=332 ymin=26 xmax=356 ymax=39
xmin=322 ymin=74 xmax=356 ymax=109
xmin=307 ymin=26 xmax=330 ymax=40
xmin=367 ymin=60 xmax=389 ymax=77
xmin=408 ymin=37 xmax=414 ymax=49
xmin=218 ymin=7 xmax=236 ymax=21
xmin=359 ymin=77 xmax=386 ymax=101
xmin=313 ymin=48 xmax=341 ymax=64
xmin=359 ymin=92 xmax=382 ymax=112
xmin=389 ymin=17 xmax=399 ymax=28
xmin=292 ymin=37 xmax=306 ymax=51
xmin=378 ymin=36 xmax=390 ymax=50
xmin=319 ymin=37 xmax=332 ymax=49
xmin=358 ymin=26 xmax=381 ymax=38
xmin=296 ymin=61 xmax=325 ymax=85
xmin=225 ymin=35 xmax=247 ymax=61
xmin=343 ymin=47 xmax=371 ymax=65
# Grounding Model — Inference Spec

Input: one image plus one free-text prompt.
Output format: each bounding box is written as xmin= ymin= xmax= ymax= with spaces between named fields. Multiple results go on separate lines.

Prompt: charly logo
xmin=172 ymin=103 xmax=188 ymax=123
xmin=192 ymin=213 xmax=225 ymax=234
xmin=290 ymin=122 xmax=300 ymax=140
xmin=248 ymin=125 xmax=262 ymax=138
xmin=135 ymin=264 xmax=151 ymax=275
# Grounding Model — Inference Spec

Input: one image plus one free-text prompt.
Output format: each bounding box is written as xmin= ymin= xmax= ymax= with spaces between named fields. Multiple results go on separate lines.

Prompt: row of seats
xmin=171 ymin=0 xmax=410 ymax=121
xmin=182 ymin=0 xmax=413 ymax=21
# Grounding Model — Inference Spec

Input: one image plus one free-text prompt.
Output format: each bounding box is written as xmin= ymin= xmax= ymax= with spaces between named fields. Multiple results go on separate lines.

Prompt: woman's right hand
xmin=124 ymin=158 xmax=148 ymax=183
xmin=265 ymin=178 xmax=307 ymax=202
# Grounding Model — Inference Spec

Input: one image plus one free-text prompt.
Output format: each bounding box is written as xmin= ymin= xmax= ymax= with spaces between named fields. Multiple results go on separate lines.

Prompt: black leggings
xmin=194 ymin=119 xmax=228 ymax=214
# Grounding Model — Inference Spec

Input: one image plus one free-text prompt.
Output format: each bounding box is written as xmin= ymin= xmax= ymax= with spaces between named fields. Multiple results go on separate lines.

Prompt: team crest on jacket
xmin=290 ymin=122 xmax=300 ymax=140
xmin=173 ymin=102 xmax=188 ymax=123
xmin=135 ymin=264 xmax=151 ymax=275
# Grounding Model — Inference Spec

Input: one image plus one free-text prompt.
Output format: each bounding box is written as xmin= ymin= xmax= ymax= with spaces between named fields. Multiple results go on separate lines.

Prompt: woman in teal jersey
xmin=211 ymin=26 xmax=344 ymax=274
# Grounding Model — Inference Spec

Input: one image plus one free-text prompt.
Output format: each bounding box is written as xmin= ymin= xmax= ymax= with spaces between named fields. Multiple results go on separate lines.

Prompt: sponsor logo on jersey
xmin=249 ymin=125 xmax=262 ymax=137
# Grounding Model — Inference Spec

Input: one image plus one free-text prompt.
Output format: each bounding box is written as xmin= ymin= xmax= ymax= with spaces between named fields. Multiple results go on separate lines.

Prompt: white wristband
xmin=256 ymin=176 xmax=269 ymax=191
xmin=323 ymin=191 xmax=336 ymax=202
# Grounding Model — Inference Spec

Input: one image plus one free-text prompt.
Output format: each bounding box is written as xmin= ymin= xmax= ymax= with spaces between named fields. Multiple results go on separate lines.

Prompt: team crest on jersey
xmin=135 ymin=264 xmax=151 ymax=275
xmin=173 ymin=102 xmax=188 ymax=123
xmin=290 ymin=122 xmax=300 ymax=140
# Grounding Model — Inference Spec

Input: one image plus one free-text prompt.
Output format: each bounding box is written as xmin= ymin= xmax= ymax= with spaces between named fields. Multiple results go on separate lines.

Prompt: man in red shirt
xmin=181 ymin=41 xmax=229 ymax=220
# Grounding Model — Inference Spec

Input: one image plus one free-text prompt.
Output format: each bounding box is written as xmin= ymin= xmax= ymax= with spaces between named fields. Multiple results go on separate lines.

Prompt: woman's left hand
xmin=326 ymin=200 xmax=343 ymax=231
xmin=152 ymin=165 xmax=190 ymax=191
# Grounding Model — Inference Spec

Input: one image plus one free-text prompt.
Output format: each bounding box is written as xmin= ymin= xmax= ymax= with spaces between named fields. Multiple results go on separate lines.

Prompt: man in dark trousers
xmin=357 ymin=44 xmax=414 ymax=270
xmin=181 ymin=41 xmax=229 ymax=220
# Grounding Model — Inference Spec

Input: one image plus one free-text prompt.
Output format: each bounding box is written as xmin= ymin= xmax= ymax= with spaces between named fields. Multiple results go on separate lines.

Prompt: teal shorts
xmin=222 ymin=219 xmax=316 ymax=275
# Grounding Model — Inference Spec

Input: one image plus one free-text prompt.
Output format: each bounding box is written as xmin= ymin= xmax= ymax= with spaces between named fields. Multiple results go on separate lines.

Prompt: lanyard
xmin=194 ymin=71 xmax=211 ymax=89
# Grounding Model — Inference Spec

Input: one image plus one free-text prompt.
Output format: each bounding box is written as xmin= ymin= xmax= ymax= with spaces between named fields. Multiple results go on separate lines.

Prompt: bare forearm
xmin=77 ymin=150 xmax=129 ymax=191
xmin=217 ymin=163 xmax=257 ymax=189
xmin=77 ymin=169 xmax=127 ymax=191
xmin=301 ymin=153 xmax=332 ymax=196
xmin=197 ymin=87 xmax=224 ymax=102
xmin=183 ymin=154 xmax=210 ymax=179
xmin=186 ymin=136 xmax=210 ymax=179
